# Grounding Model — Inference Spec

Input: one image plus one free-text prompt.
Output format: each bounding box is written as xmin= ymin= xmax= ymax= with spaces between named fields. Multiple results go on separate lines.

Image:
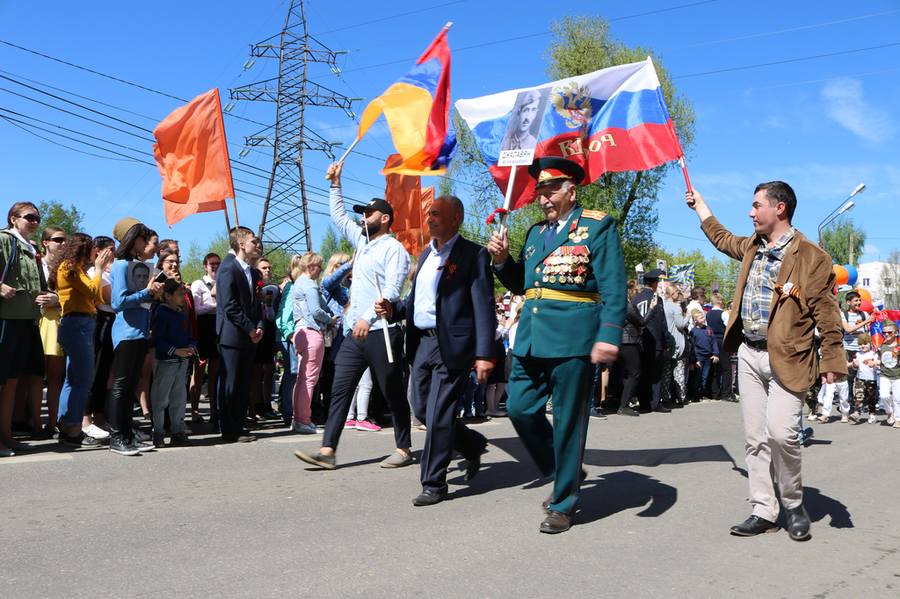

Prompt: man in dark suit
xmin=215 ymin=226 xmax=264 ymax=443
xmin=633 ymin=270 xmax=670 ymax=412
xmin=376 ymin=195 xmax=496 ymax=506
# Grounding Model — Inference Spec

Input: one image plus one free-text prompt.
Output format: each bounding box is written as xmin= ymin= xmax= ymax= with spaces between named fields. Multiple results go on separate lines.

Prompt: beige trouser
xmin=737 ymin=343 xmax=806 ymax=522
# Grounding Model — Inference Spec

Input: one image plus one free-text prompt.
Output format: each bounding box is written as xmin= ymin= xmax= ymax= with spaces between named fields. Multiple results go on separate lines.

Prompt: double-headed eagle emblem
xmin=551 ymin=81 xmax=593 ymax=129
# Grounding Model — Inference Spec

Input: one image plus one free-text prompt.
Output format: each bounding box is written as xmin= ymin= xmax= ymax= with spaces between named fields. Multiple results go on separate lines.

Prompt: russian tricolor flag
xmin=455 ymin=58 xmax=684 ymax=209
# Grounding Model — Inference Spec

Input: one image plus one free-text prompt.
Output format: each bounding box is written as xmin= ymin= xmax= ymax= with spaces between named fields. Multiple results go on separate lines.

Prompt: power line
xmin=341 ymin=0 xmax=721 ymax=73
xmin=0 ymin=116 xmax=140 ymax=163
xmin=675 ymin=41 xmax=900 ymax=79
xmin=318 ymin=1 xmax=467 ymax=35
xmin=684 ymin=8 xmax=900 ymax=49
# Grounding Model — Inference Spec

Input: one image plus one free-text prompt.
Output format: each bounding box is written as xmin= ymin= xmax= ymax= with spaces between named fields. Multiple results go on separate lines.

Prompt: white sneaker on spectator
xmin=807 ymin=412 xmax=818 ymax=421
xmin=84 ymin=424 xmax=110 ymax=440
xmin=868 ymin=414 xmax=877 ymax=424
xmin=840 ymin=415 xmax=849 ymax=423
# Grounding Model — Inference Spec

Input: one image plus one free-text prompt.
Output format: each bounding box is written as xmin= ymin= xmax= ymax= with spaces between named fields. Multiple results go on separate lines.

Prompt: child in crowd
xmin=851 ymin=333 xmax=879 ymax=424
xmin=877 ymin=320 xmax=900 ymax=428
xmin=689 ymin=309 xmax=719 ymax=400
xmin=150 ymin=279 xmax=196 ymax=447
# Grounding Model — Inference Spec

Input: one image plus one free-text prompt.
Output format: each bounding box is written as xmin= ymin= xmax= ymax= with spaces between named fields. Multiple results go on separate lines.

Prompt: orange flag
xmin=384 ymin=154 xmax=432 ymax=256
xmin=153 ymin=89 xmax=234 ymax=226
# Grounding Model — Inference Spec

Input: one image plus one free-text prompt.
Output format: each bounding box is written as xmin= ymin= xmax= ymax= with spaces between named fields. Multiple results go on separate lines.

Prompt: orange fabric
xmin=153 ymin=89 xmax=234 ymax=226
xmin=384 ymin=154 xmax=432 ymax=256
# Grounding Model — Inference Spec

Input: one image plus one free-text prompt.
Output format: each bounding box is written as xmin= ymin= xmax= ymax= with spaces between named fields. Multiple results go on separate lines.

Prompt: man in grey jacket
xmin=662 ymin=286 xmax=690 ymax=406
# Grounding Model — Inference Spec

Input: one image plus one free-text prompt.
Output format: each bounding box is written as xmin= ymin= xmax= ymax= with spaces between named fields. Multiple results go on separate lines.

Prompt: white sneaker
xmin=868 ymin=414 xmax=877 ymax=424
xmin=888 ymin=417 xmax=896 ymax=426
xmin=840 ymin=415 xmax=849 ymax=423
xmin=84 ymin=424 xmax=110 ymax=440
xmin=807 ymin=412 xmax=818 ymax=421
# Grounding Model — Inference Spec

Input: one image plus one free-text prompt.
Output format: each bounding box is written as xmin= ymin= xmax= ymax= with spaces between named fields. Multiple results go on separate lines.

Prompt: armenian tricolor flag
xmin=355 ymin=23 xmax=456 ymax=176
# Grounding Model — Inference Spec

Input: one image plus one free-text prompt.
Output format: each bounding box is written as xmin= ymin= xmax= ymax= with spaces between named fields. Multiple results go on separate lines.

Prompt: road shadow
xmin=578 ymin=470 xmax=678 ymax=523
xmin=731 ymin=467 xmax=853 ymax=529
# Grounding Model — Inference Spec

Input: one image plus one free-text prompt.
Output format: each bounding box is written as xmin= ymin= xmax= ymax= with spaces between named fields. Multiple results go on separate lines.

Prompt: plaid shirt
xmin=740 ymin=228 xmax=795 ymax=338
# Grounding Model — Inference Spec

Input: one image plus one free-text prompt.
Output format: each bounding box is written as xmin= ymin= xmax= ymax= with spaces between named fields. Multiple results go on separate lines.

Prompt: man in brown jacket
xmin=686 ymin=181 xmax=845 ymax=542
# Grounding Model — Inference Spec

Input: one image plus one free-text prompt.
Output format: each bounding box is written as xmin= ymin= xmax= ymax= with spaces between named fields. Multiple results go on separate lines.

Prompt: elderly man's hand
xmin=590 ymin=342 xmax=619 ymax=365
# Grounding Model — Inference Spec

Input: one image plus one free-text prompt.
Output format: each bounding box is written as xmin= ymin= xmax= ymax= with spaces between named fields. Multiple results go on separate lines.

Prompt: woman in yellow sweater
xmin=51 ymin=233 xmax=113 ymax=447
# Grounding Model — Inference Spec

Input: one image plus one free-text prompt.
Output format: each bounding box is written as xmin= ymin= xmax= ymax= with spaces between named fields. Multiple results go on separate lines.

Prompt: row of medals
xmin=542 ymin=254 xmax=590 ymax=285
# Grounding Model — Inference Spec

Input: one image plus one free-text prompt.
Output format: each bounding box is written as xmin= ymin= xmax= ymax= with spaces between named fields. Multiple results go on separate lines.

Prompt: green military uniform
xmin=495 ymin=168 xmax=626 ymax=516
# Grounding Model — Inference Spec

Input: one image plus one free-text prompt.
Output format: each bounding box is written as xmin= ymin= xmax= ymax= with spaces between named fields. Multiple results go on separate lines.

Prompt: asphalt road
xmin=2 ymin=401 xmax=898 ymax=598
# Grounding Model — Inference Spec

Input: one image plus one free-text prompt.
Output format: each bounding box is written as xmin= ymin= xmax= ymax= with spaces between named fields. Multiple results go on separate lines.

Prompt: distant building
xmin=857 ymin=261 xmax=900 ymax=307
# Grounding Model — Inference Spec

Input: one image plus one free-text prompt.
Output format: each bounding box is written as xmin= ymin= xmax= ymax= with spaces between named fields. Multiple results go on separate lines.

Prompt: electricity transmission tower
xmin=230 ymin=0 xmax=357 ymax=254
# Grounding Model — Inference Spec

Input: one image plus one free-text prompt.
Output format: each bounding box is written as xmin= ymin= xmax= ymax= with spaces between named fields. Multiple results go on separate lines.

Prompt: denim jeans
xmin=278 ymin=337 xmax=298 ymax=420
xmin=694 ymin=358 xmax=713 ymax=398
xmin=57 ymin=315 xmax=96 ymax=426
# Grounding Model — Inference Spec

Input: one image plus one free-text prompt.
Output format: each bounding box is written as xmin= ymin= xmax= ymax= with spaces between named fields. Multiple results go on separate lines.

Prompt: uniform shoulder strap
xmin=580 ymin=209 xmax=608 ymax=221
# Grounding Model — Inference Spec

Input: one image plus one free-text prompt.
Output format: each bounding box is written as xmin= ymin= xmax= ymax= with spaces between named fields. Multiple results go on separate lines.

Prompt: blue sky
xmin=1 ymin=0 xmax=898 ymax=262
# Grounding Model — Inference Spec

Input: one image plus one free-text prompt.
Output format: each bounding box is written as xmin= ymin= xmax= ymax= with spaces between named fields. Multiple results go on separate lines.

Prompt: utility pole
xmin=231 ymin=0 xmax=358 ymax=254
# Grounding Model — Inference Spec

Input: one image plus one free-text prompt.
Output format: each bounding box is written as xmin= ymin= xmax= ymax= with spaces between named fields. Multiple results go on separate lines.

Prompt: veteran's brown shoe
xmin=540 ymin=510 xmax=572 ymax=534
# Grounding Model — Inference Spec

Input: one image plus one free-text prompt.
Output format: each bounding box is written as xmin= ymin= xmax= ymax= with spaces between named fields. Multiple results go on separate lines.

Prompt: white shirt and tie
xmin=413 ymin=233 xmax=460 ymax=330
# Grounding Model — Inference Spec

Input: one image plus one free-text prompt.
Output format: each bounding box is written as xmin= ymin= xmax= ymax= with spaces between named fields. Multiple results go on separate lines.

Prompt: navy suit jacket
xmin=215 ymin=252 xmax=263 ymax=349
xmin=395 ymin=235 xmax=496 ymax=371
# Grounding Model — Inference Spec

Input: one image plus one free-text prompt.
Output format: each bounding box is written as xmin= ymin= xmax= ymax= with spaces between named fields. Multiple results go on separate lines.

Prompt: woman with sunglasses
xmin=36 ymin=226 xmax=67 ymax=437
xmin=0 ymin=202 xmax=52 ymax=456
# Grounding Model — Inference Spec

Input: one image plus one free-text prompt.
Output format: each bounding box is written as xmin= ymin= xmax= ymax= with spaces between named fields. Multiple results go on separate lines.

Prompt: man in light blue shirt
xmin=295 ymin=161 xmax=412 ymax=470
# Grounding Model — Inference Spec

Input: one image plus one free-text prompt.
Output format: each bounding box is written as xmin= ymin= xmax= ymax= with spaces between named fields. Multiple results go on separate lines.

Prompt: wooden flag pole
xmin=497 ymin=165 xmax=518 ymax=236
xmin=223 ymin=206 xmax=232 ymax=233
xmin=363 ymin=220 xmax=395 ymax=364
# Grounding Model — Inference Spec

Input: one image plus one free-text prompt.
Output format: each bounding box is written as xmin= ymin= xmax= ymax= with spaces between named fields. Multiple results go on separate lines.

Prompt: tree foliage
xmin=35 ymin=200 xmax=83 ymax=241
xmin=649 ymin=247 xmax=741 ymax=304
xmin=820 ymin=217 xmax=866 ymax=266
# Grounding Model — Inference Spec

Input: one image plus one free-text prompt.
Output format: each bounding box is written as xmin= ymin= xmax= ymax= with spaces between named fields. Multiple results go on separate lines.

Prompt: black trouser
xmin=411 ymin=335 xmax=486 ymax=494
xmin=638 ymin=344 xmax=664 ymax=410
xmin=218 ymin=344 xmax=257 ymax=437
xmin=322 ymin=327 xmax=410 ymax=451
xmin=88 ymin=310 xmax=115 ymax=415
xmin=845 ymin=349 xmax=858 ymax=396
xmin=106 ymin=338 xmax=147 ymax=441
xmin=614 ymin=344 xmax=642 ymax=410
xmin=711 ymin=334 xmax=732 ymax=399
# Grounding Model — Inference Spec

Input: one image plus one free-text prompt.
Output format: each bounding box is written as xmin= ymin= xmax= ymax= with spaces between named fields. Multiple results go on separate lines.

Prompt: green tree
xmin=318 ymin=226 xmax=354 ymax=268
xmin=821 ymin=217 xmax=866 ymax=266
xmin=36 ymin=200 xmax=83 ymax=241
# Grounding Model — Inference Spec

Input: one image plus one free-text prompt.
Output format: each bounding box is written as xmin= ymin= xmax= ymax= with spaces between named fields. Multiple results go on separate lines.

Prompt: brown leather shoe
xmin=540 ymin=510 xmax=572 ymax=534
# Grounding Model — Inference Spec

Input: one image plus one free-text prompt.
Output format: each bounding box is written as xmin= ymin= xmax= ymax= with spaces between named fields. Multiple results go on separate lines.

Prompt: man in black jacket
xmin=377 ymin=195 xmax=495 ymax=506
xmin=633 ymin=269 xmax=669 ymax=413
xmin=215 ymin=226 xmax=263 ymax=443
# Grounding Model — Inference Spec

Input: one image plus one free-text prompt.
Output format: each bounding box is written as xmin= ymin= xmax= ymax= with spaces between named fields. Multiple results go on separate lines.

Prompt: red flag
xmin=153 ymin=89 xmax=234 ymax=226
xmin=384 ymin=154 xmax=432 ymax=256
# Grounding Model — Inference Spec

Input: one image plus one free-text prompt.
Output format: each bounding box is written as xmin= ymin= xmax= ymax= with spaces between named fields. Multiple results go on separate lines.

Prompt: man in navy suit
xmin=215 ymin=226 xmax=264 ymax=443
xmin=377 ymin=195 xmax=496 ymax=506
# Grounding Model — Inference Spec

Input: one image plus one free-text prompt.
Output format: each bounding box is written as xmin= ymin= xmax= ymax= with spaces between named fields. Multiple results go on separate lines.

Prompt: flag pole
xmin=363 ymin=221 xmax=395 ymax=364
xmin=679 ymin=156 xmax=693 ymax=193
xmin=497 ymin=165 xmax=518 ymax=235
xmin=223 ymin=206 xmax=232 ymax=233
xmin=324 ymin=138 xmax=361 ymax=181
